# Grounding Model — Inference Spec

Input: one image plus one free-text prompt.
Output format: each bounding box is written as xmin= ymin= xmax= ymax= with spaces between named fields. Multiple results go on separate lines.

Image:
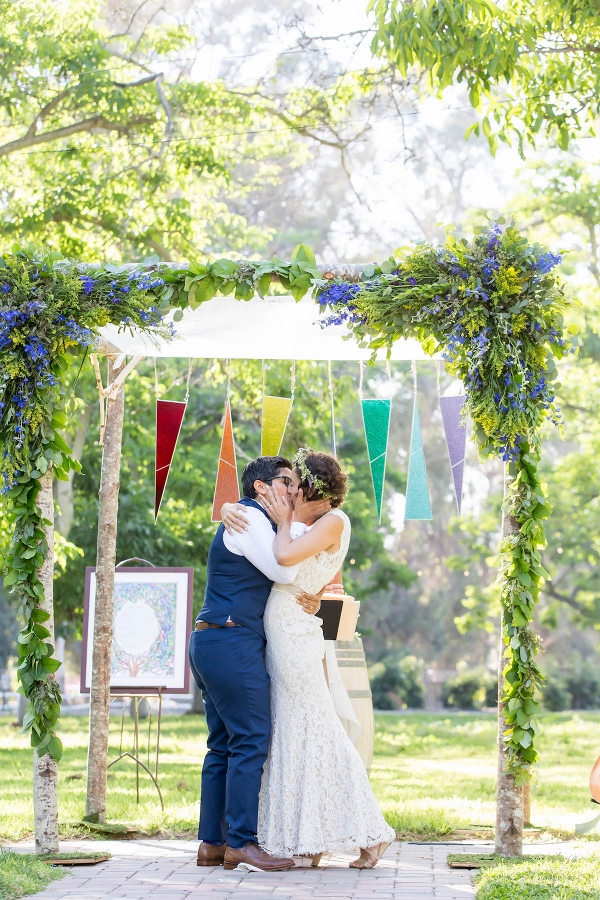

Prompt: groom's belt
xmin=195 ymin=620 xmax=240 ymax=630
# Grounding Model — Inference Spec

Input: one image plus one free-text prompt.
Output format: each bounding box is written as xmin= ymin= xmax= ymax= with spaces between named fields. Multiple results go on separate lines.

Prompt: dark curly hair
xmin=294 ymin=451 xmax=348 ymax=508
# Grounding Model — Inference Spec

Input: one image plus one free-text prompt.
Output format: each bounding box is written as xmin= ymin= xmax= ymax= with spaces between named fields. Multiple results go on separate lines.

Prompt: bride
xmin=226 ymin=448 xmax=394 ymax=868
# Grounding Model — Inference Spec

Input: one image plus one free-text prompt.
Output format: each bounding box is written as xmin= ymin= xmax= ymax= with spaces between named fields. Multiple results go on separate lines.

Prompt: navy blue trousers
xmin=188 ymin=627 xmax=271 ymax=849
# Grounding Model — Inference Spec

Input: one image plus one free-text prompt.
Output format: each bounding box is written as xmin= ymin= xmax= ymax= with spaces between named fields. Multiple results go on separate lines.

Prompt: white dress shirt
xmin=223 ymin=504 xmax=306 ymax=583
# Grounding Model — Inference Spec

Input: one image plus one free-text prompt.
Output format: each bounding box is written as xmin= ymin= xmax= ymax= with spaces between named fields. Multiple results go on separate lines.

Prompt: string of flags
xmin=153 ymin=359 xmax=469 ymax=524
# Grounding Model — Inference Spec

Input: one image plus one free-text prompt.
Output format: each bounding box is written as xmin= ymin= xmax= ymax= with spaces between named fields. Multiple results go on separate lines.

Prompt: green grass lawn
xmin=0 ymin=851 xmax=65 ymax=900
xmin=475 ymin=853 xmax=600 ymax=899
xmin=0 ymin=711 xmax=598 ymax=842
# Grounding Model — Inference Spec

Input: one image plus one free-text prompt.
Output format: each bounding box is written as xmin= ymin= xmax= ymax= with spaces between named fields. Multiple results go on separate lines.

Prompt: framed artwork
xmin=81 ymin=567 xmax=194 ymax=694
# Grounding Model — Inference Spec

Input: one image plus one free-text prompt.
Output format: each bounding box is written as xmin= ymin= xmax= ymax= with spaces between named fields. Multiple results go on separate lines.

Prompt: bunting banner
xmin=361 ymin=398 xmax=391 ymax=521
xmin=261 ymin=396 xmax=293 ymax=456
xmin=405 ymin=398 xmax=432 ymax=520
xmin=212 ymin=400 xmax=240 ymax=521
xmin=155 ymin=400 xmax=187 ymax=522
xmin=440 ymin=395 xmax=467 ymax=514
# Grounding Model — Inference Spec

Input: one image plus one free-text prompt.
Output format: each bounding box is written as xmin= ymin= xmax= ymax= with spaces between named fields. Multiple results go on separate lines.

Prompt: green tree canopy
xmin=0 ymin=0 xmax=359 ymax=260
xmin=367 ymin=0 xmax=600 ymax=154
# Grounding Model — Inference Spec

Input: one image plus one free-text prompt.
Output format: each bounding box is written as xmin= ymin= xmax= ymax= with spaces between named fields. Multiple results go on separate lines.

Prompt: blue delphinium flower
xmin=535 ymin=252 xmax=562 ymax=274
xmin=80 ymin=275 xmax=95 ymax=295
xmin=318 ymin=283 xmax=360 ymax=307
xmin=1 ymin=284 xmax=10 ymax=293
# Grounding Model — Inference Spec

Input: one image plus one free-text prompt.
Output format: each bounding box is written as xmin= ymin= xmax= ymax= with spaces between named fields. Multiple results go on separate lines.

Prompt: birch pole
xmin=85 ymin=357 xmax=125 ymax=822
xmin=495 ymin=464 xmax=524 ymax=856
xmin=33 ymin=468 xmax=59 ymax=853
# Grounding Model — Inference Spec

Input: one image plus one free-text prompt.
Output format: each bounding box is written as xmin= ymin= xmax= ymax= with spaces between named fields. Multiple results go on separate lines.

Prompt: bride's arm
xmin=264 ymin=485 xmax=343 ymax=565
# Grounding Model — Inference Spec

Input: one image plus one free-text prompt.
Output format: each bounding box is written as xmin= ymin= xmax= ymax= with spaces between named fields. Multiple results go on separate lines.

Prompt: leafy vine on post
xmin=317 ymin=221 xmax=578 ymax=855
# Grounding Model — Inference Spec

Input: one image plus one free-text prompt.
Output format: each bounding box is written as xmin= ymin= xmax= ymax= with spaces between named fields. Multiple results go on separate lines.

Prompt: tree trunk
xmin=85 ymin=358 xmax=125 ymax=822
xmin=495 ymin=463 xmax=523 ymax=857
xmin=33 ymin=469 xmax=59 ymax=854
xmin=523 ymin=782 xmax=531 ymax=826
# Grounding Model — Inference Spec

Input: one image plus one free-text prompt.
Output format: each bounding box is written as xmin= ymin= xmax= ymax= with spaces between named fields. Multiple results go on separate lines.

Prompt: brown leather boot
xmin=224 ymin=843 xmax=294 ymax=871
xmin=197 ymin=842 xmax=226 ymax=866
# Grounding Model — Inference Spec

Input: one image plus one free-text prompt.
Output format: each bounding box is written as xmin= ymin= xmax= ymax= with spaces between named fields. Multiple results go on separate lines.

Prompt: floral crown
xmin=293 ymin=447 xmax=333 ymax=499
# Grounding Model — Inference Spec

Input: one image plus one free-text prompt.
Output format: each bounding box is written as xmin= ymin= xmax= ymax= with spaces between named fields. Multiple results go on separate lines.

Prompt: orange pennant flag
xmin=212 ymin=400 xmax=240 ymax=521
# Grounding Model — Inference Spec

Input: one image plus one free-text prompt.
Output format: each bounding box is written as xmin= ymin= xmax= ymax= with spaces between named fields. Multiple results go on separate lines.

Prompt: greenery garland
xmin=316 ymin=221 xmax=578 ymax=782
xmin=0 ymin=243 xmax=321 ymax=760
xmin=0 ymin=227 xmax=575 ymax=783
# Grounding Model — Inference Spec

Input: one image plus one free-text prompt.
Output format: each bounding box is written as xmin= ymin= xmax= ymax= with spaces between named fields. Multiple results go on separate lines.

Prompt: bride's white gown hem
xmin=257 ymin=509 xmax=395 ymax=857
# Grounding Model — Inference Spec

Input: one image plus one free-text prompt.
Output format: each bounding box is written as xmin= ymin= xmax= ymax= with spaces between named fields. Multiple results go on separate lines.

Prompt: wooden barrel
xmin=334 ymin=637 xmax=374 ymax=773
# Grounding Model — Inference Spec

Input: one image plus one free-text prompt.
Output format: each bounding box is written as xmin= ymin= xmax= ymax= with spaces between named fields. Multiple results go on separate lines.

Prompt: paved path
xmin=12 ymin=838 xmax=590 ymax=899
xmin=15 ymin=839 xmax=481 ymax=899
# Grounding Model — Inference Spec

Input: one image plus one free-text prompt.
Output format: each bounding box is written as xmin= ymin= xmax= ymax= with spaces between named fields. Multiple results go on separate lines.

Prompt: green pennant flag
xmin=405 ymin=398 xmax=432 ymax=520
xmin=361 ymin=398 xmax=391 ymax=520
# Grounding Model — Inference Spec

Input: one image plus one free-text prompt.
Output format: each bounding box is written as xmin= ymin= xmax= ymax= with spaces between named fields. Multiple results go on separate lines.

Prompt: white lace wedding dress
xmin=257 ymin=508 xmax=395 ymax=857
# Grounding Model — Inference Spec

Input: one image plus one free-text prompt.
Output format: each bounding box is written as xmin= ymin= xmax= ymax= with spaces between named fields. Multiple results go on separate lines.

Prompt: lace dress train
xmin=257 ymin=509 xmax=395 ymax=857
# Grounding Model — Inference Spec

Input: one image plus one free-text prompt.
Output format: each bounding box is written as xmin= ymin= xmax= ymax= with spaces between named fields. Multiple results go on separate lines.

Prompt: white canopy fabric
xmin=99 ymin=295 xmax=440 ymax=360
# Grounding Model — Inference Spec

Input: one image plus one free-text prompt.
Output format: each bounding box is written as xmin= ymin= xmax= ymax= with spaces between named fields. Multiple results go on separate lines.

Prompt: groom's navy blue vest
xmin=197 ymin=498 xmax=275 ymax=639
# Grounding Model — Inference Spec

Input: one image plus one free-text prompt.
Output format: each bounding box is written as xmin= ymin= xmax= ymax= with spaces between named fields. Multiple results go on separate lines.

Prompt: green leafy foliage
xmin=368 ymin=0 xmax=600 ymax=156
xmin=441 ymin=669 xmax=497 ymax=710
xmin=369 ymin=655 xmax=425 ymax=709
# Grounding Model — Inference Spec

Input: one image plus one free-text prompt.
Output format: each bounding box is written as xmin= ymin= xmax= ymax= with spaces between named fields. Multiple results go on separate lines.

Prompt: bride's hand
xmin=220 ymin=502 xmax=249 ymax=534
xmin=294 ymin=489 xmax=331 ymax=525
xmin=263 ymin=484 xmax=292 ymax=525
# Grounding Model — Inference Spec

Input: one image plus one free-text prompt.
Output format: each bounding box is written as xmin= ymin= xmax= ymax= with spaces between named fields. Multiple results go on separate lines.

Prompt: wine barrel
xmin=334 ymin=637 xmax=374 ymax=773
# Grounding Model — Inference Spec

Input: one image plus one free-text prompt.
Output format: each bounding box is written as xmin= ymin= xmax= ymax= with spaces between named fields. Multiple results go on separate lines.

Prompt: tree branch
xmin=0 ymin=115 xmax=155 ymax=158
xmin=113 ymin=73 xmax=158 ymax=89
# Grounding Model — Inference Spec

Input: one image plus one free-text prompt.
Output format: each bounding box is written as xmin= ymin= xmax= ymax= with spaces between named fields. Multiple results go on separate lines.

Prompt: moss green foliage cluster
xmin=318 ymin=222 xmax=578 ymax=783
xmin=0 ymin=851 xmax=65 ymax=900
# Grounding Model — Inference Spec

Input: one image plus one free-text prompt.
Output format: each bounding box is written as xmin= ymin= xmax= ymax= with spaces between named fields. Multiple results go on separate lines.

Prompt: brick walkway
xmin=14 ymin=839 xmax=483 ymax=899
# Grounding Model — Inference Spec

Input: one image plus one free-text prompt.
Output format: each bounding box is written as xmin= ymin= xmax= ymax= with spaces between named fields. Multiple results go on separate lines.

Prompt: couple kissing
xmin=188 ymin=448 xmax=394 ymax=872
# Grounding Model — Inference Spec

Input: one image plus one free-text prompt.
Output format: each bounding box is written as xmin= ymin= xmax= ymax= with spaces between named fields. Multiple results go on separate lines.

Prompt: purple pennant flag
xmin=440 ymin=396 xmax=467 ymax=513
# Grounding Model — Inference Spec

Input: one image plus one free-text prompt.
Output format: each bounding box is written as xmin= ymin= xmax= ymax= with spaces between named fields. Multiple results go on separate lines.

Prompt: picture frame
xmin=81 ymin=566 xmax=194 ymax=694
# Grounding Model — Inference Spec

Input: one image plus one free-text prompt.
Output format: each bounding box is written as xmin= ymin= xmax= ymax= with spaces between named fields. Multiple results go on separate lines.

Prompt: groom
xmin=188 ymin=455 xmax=326 ymax=872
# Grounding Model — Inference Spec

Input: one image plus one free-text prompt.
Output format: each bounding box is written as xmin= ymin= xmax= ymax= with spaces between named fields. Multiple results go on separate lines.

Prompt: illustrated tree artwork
xmin=0 ymin=227 xmax=575 ymax=854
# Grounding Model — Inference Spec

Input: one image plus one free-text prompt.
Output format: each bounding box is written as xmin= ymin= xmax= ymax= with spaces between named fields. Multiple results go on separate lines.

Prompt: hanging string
xmin=262 ymin=359 xmax=266 ymax=397
xmin=412 ymin=359 xmax=418 ymax=394
xmin=328 ymin=360 xmax=337 ymax=456
xmin=386 ymin=358 xmax=394 ymax=399
xmin=290 ymin=360 xmax=296 ymax=399
xmin=184 ymin=359 xmax=193 ymax=402
xmin=225 ymin=358 xmax=231 ymax=400
xmin=153 ymin=358 xmax=160 ymax=399
xmin=436 ymin=359 xmax=442 ymax=397
xmin=359 ymin=360 xmax=365 ymax=400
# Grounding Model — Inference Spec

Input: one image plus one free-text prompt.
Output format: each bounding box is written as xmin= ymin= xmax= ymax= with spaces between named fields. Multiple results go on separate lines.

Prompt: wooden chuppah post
xmin=33 ymin=469 xmax=59 ymax=853
xmin=495 ymin=465 xmax=524 ymax=856
xmin=84 ymin=344 xmax=143 ymax=822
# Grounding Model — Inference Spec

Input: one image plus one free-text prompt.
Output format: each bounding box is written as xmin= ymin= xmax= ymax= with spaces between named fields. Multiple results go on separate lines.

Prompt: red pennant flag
xmin=155 ymin=400 xmax=187 ymax=522
xmin=212 ymin=400 xmax=240 ymax=521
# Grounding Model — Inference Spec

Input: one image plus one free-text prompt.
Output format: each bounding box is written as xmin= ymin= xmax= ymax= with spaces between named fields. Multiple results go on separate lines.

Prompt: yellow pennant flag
xmin=261 ymin=396 xmax=293 ymax=456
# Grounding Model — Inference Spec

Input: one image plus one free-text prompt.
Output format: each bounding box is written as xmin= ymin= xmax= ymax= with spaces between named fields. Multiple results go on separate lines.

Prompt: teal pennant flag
xmin=405 ymin=398 xmax=432 ymax=520
xmin=361 ymin=398 xmax=391 ymax=520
